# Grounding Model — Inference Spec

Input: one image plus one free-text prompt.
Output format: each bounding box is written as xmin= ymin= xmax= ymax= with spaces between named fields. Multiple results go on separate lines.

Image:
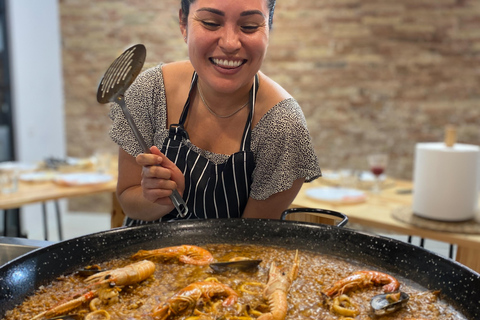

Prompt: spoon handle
xmin=117 ymin=96 xmax=189 ymax=218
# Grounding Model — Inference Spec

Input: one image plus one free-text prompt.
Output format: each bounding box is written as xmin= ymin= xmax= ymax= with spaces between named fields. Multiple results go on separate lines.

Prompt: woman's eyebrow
xmin=196 ymin=7 xmax=224 ymax=16
xmin=240 ymin=10 xmax=265 ymax=18
xmin=196 ymin=8 xmax=265 ymax=19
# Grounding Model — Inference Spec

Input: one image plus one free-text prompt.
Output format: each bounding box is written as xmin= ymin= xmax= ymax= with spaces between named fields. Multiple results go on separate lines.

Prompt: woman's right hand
xmin=136 ymin=146 xmax=185 ymax=206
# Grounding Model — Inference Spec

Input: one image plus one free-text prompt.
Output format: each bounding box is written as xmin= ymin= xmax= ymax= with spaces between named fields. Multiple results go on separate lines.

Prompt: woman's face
xmin=180 ymin=0 xmax=270 ymax=94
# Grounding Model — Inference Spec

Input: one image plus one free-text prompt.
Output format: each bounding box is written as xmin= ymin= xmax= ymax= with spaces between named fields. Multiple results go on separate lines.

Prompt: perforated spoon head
xmin=97 ymin=44 xmax=146 ymax=104
xmin=371 ymin=291 xmax=410 ymax=315
xmin=210 ymin=259 xmax=262 ymax=272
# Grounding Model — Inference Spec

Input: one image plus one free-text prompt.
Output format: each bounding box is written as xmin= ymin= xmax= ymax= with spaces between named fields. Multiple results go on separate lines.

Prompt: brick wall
xmin=60 ymin=0 xmax=480 ymax=210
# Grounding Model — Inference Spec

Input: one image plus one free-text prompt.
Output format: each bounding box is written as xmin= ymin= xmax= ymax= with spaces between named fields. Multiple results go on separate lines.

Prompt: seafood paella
xmin=2 ymin=244 xmax=467 ymax=320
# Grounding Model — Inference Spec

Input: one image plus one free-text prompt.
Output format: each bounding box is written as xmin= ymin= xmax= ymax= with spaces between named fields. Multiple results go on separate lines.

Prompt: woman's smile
xmin=210 ymin=58 xmax=247 ymax=69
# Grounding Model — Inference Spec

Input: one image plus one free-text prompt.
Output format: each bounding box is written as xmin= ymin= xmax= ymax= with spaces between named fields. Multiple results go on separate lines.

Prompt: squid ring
xmin=331 ymin=294 xmax=359 ymax=317
xmin=89 ymin=297 xmax=102 ymax=311
xmin=239 ymin=282 xmax=264 ymax=295
xmin=85 ymin=310 xmax=110 ymax=320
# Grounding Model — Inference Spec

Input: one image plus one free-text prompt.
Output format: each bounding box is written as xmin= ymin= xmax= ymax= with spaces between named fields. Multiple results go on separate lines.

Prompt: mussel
xmin=76 ymin=264 xmax=106 ymax=277
xmin=370 ymin=291 xmax=410 ymax=315
xmin=210 ymin=259 xmax=262 ymax=272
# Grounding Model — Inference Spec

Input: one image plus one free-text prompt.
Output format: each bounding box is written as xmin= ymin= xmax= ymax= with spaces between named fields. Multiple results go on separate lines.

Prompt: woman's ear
xmin=179 ymin=9 xmax=187 ymax=42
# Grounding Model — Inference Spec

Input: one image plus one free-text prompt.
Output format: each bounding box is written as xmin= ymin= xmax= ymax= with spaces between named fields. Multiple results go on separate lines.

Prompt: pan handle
xmin=280 ymin=208 xmax=348 ymax=227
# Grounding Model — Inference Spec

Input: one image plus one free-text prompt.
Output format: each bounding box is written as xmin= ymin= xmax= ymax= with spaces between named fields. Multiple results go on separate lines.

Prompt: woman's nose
xmin=219 ymin=26 xmax=241 ymax=53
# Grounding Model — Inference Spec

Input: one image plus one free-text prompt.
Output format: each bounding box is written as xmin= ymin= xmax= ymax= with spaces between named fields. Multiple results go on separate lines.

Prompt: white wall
xmin=7 ymin=0 xmax=65 ymax=163
xmin=6 ymin=0 xmax=66 ymax=240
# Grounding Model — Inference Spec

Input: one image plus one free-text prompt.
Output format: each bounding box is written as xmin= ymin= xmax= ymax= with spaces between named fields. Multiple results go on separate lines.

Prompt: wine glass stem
xmin=373 ymin=177 xmax=380 ymax=194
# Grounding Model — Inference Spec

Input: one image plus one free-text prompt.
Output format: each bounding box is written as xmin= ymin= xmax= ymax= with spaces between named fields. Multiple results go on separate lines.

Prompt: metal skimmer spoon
xmin=97 ymin=44 xmax=188 ymax=217
xmin=370 ymin=291 xmax=410 ymax=315
xmin=210 ymin=259 xmax=262 ymax=272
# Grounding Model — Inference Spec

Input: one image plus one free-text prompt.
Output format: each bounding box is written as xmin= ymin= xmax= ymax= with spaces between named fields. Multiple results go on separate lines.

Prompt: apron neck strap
xmin=173 ymin=72 xmax=259 ymax=151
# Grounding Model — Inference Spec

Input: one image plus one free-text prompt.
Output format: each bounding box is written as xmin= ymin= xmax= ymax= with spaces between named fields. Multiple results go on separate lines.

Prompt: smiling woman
xmin=108 ymin=0 xmax=322 ymax=226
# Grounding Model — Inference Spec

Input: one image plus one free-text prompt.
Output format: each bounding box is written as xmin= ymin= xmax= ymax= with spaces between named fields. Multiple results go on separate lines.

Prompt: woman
xmin=109 ymin=0 xmax=321 ymax=225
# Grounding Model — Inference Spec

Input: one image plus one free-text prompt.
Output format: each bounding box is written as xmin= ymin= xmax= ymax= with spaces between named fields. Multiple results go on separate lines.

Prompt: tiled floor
xmin=17 ymin=203 xmax=456 ymax=260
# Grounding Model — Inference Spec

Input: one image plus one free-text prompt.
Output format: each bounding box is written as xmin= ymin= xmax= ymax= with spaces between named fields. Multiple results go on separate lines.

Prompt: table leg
xmin=449 ymin=244 xmax=455 ymax=260
xmin=2 ymin=208 xmax=24 ymax=237
xmin=455 ymin=246 xmax=480 ymax=273
xmin=54 ymin=200 xmax=63 ymax=241
xmin=407 ymin=235 xmax=425 ymax=248
xmin=41 ymin=201 xmax=64 ymax=241
xmin=2 ymin=209 xmax=6 ymax=236
xmin=42 ymin=202 xmax=48 ymax=241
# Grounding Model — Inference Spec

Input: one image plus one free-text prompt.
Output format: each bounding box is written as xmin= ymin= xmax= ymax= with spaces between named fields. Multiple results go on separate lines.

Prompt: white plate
xmin=0 ymin=161 xmax=37 ymax=172
xmin=54 ymin=173 xmax=113 ymax=187
xmin=20 ymin=171 xmax=58 ymax=182
xmin=306 ymin=187 xmax=366 ymax=204
xmin=321 ymin=171 xmax=342 ymax=180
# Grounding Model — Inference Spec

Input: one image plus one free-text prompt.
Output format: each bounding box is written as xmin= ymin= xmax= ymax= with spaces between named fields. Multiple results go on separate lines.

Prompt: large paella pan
xmin=0 ymin=218 xmax=479 ymax=319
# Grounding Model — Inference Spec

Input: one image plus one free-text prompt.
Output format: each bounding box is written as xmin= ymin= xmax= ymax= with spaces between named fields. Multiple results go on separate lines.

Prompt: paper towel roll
xmin=413 ymin=143 xmax=480 ymax=221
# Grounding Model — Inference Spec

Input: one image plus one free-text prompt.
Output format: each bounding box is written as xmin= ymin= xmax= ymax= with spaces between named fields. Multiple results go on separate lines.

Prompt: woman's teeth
xmin=212 ymin=58 xmax=243 ymax=68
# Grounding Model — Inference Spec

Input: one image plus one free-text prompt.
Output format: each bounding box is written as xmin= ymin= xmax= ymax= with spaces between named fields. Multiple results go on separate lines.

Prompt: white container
xmin=412 ymin=143 xmax=480 ymax=221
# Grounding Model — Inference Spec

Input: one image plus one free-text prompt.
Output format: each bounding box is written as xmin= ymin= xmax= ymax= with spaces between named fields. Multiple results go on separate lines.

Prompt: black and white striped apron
xmin=125 ymin=72 xmax=258 ymax=225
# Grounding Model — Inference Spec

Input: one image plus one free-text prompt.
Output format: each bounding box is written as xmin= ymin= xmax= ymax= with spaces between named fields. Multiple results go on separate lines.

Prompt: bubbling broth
xmin=3 ymin=244 xmax=466 ymax=320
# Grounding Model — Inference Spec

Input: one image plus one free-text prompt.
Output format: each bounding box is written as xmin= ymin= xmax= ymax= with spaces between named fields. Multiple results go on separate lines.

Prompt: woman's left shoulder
xmin=257 ymin=72 xmax=291 ymax=106
xmin=253 ymin=73 xmax=304 ymax=126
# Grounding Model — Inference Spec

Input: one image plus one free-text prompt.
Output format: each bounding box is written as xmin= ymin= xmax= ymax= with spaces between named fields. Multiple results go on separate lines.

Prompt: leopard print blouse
xmin=109 ymin=63 xmax=321 ymax=200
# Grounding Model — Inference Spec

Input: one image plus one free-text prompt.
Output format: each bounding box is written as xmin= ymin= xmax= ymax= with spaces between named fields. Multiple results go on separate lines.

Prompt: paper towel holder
xmin=444 ymin=124 xmax=457 ymax=147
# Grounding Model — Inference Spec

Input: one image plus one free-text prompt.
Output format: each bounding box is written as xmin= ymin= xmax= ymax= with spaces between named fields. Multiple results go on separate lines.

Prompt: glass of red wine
xmin=367 ymin=154 xmax=388 ymax=194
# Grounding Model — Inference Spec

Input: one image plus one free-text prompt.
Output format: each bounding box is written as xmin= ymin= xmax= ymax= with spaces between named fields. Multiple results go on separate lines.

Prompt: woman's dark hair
xmin=180 ymin=0 xmax=276 ymax=29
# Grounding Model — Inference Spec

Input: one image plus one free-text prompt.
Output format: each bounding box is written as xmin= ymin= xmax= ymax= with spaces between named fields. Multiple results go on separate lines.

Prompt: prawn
xmin=32 ymin=261 xmax=154 ymax=320
xmin=257 ymin=250 xmax=299 ymax=320
xmin=131 ymin=245 xmax=214 ymax=265
xmin=31 ymin=290 xmax=97 ymax=320
xmin=84 ymin=260 xmax=155 ymax=287
xmin=151 ymin=280 xmax=238 ymax=320
xmin=322 ymin=270 xmax=400 ymax=298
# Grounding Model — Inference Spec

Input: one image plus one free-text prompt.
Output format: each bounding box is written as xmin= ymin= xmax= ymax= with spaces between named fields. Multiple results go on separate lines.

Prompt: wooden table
xmin=0 ymin=178 xmax=117 ymax=210
xmin=291 ymin=178 xmax=480 ymax=273
xmin=0 ymin=169 xmax=117 ymax=240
